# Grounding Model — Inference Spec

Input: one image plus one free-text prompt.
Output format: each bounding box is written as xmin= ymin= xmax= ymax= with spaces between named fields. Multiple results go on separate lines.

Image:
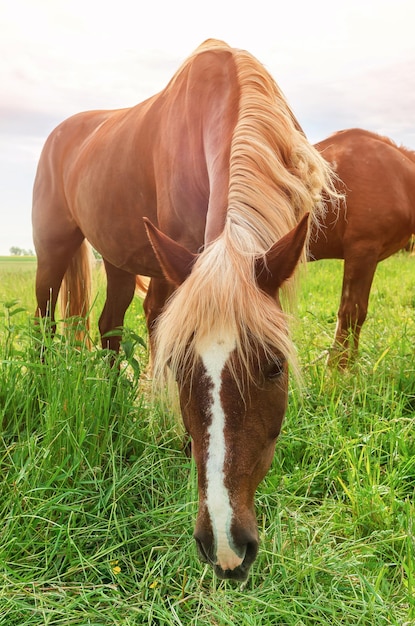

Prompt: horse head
xmin=144 ymin=215 xmax=308 ymax=580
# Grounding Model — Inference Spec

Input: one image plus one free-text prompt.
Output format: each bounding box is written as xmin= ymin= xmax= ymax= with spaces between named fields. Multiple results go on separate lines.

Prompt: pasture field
xmin=1 ymin=254 xmax=414 ymax=625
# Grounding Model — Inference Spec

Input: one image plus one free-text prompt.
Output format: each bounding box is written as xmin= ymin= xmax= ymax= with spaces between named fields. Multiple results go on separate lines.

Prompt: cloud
xmin=286 ymin=58 xmax=415 ymax=146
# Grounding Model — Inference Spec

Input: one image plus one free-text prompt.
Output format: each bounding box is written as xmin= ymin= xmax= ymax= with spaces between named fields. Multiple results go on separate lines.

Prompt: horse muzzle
xmin=194 ymin=526 xmax=259 ymax=581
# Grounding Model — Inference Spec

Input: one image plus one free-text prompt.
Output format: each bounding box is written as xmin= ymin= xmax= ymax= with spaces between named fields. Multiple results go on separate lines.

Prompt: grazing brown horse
xmin=32 ymin=39 xmax=336 ymax=580
xmin=309 ymin=128 xmax=415 ymax=367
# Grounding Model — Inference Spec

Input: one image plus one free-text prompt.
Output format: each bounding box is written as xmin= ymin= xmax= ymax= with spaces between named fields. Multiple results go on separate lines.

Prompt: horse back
xmin=32 ymin=47 xmax=241 ymax=274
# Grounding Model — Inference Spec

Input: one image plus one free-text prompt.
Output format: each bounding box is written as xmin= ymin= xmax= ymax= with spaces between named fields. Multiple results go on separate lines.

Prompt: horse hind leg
xmin=34 ymin=229 xmax=86 ymax=327
xmin=328 ymin=254 xmax=378 ymax=368
xmin=98 ymin=260 xmax=137 ymax=354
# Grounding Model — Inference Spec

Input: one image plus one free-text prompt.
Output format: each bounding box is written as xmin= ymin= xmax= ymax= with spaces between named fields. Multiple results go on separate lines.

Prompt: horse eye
xmin=264 ymin=358 xmax=285 ymax=380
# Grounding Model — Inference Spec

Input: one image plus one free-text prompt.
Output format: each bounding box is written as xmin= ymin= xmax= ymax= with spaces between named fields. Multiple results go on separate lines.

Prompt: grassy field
xmin=1 ymin=254 xmax=414 ymax=625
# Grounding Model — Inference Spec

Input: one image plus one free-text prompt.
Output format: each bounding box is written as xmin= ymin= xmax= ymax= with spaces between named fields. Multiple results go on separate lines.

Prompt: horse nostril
xmin=194 ymin=534 xmax=214 ymax=566
xmin=245 ymin=539 xmax=259 ymax=566
xmin=195 ymin=538 xmax=206 ymax=562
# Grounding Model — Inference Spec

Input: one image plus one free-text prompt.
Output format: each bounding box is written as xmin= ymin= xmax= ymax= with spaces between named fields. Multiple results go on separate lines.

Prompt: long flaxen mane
xmin=153 ymin=40 xmax=338 ymax=390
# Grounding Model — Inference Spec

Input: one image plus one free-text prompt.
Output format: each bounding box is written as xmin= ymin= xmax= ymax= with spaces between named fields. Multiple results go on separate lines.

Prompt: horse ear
xmin=143 ymin=218 xmax=197 ymax=286
xmin=255 ymin=213 xmax=310 ymax=296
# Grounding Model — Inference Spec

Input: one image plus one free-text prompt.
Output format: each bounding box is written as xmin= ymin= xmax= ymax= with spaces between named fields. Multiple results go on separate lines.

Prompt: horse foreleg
xmin=143 ymin=277 xmax=189 ymax=452
xmin=99 ymin=261 xmax=136 ymax=353
xmin=329 ymin=255 xmax=378 ymax=368
xmin=143 ymin=278 xmax=174 ymax=363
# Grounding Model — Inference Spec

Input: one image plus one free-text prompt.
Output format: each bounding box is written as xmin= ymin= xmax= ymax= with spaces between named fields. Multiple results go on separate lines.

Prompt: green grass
xmin=1 ymin=255 xmax=414 ymax=624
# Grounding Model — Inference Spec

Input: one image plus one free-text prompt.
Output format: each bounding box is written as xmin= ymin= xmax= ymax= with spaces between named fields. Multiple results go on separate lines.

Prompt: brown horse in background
xmin=32 ymin=39 xmax=337 ymax=580
xmin=309 ymin=128 xmax=415 ymax=367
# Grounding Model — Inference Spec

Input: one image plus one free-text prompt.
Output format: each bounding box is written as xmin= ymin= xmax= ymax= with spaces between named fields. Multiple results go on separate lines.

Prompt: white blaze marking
xmin=197 ymin=334 xmax=244 ymax=571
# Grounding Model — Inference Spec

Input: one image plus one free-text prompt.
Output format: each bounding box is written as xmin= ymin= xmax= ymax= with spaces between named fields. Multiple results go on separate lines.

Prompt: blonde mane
xmin=153 ymin=40 xmax=338 ymax=389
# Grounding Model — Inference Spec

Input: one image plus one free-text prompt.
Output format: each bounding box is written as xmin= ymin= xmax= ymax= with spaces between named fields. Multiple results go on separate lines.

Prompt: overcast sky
xmin=1 ymin=0 xmax=414 ymax=254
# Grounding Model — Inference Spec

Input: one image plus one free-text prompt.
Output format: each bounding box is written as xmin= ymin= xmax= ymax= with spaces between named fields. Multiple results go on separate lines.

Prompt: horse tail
xmin=60 ymin=240 xmax=93 ymax=344
xmin=135 ymin=275 xmax=150 ymax=297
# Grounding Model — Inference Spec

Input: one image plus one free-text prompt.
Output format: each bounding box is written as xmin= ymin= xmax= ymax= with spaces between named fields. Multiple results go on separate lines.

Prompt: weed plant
xmin=0 ymin=255 xmax=414 ymax=624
